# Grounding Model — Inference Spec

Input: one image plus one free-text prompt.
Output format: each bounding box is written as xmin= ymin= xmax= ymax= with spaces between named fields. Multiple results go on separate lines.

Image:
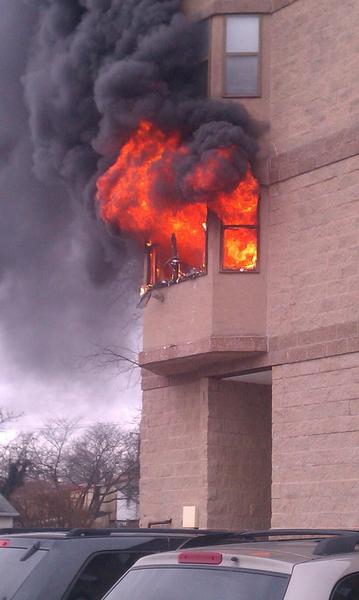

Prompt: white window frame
xmin=223 ymin=14 xmax=262 ymax=98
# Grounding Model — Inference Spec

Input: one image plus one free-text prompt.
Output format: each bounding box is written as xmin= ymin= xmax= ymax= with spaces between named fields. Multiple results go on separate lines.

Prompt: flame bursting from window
xmin=223 ymin=228 xmax=257 ymax=271
xmin=96 ymin=120 xmax=259 ymax=286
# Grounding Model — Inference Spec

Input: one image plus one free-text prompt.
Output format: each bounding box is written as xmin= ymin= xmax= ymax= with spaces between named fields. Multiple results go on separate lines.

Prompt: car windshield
xmin=0 ymin=545 xmax=47 ymax=598
xmin=104 ymin=566 xmax=289 ymax=600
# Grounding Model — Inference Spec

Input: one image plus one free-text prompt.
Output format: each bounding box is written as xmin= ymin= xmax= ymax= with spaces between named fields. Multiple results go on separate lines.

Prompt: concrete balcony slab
xmin=139 ymin=335 xmax=268 ymax=375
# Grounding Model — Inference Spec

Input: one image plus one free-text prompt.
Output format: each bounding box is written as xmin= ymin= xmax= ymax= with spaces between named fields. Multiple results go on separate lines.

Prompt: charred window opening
xmin=142 ymin=223 xmax=207 ymax=294
xmin=221 ymin=195 xmax=259 ymax=272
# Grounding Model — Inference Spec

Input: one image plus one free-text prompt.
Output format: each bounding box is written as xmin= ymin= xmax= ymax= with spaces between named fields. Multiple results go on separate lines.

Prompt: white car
xmin=102 ymin=529 xmax=359 ymax=600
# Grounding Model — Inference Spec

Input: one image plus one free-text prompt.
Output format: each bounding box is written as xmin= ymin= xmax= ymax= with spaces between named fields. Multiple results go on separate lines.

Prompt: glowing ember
xmin=96 ymin=120 xmax=259 ymax=290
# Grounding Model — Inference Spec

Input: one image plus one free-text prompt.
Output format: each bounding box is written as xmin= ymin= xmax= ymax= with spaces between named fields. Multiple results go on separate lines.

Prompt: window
xmin=166 ymin=19 xmax=208 ymax=98
xmin=66 ymin=552 xmax=142 ymax=600
xmin=194 ymin=19 xmax=209 ymax=97
xmin=142 ymin=214 xmax=208 ymax=296
xmin=331 ymin=572 xmax=359 ymax=600
xmin=220 ymin=181 xmax=259 ymax=273
xmin=222 ymin=226 xmax=258 ymax=271
xmin=224 ymin=15 xmax=260 ymax=97
xmin=104 ymin=566 xmax=289 ymax=600
xmin=0 ymin=546 xmax=47 ymax=599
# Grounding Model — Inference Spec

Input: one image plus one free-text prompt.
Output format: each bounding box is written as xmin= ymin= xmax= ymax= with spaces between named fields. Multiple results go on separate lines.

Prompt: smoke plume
xmin=23 ymin=0 xmax=260 ymax=221
xmin=0 ymin=0 xmax=141 ymax=425
xmin=0 ymin=0 xmax=261 ymax=423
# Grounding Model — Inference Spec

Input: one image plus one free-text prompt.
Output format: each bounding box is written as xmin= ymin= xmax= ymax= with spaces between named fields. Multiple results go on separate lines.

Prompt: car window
xmin=331 ymin=572 xmax=359 ymax=600
xmin=104 ymin=566 xmax=289 ymax=600
xmin=168 ymin=537 xmax=195 ymax=551
xmin=0 ymin=545 xmax=47 ymax=598
xmin=66 ymin=552 xmax=143 ymax=600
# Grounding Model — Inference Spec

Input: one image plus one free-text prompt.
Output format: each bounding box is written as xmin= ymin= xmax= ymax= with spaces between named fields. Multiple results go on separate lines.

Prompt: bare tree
xmin=0 ymin=409 xmax=32 ymax=498
xmin=3 ymin=418 xmax=140 ymax=526
xmin=0 ymin=408 xmax=20 ymax=430
xmin=0 ymin=432 xmax=34 ymax=498
xmin=65 ymin=422 xmax=139 ymax=523
xmin=29 ymin=418 xmax=79 ymax=487
xmin=84 ymin=345 xmax=141 ymax=387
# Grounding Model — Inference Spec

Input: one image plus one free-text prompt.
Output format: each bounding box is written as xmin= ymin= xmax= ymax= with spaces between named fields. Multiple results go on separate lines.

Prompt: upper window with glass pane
xmin=224 ymin=15 xmax=260 ymax=97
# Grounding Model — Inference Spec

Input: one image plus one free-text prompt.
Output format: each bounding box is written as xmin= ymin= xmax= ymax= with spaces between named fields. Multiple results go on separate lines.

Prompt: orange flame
xmin=223 ymin=228 xmax=257 ymax=271
xmin=96 ymin=120 xmax=259 ymax=280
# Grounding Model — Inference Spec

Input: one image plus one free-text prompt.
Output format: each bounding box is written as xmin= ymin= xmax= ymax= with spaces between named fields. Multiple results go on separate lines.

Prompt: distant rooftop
xmin=0 ymin=493 xmax=19 ymax=517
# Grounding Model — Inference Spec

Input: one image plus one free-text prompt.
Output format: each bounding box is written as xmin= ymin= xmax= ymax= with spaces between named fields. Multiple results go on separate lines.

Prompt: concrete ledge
xmin=141 ymin=320 xmax=359 ymax=387
xmin=184 ymin=0 xmax=271 ymax=18
xmin=271 ymin=0 xmax=299 ymax=11
xmin=257 ymin=124 xmax=359 ymax=186
xmin=184 ymin=0 xmax=299 ymax=18
xmin=139 ymin=336 xmax=268 ymax=375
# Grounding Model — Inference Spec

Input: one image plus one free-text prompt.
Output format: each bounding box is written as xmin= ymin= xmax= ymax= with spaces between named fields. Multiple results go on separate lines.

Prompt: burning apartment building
xmin=24 ymin=0 xmax=359 ymax=530
xmin=97 ymin=0 xmax=359 ymax=529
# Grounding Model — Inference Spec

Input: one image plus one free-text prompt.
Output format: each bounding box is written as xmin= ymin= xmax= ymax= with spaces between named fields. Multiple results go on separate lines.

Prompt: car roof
xmin=131 ymin=541 xmax=319 ymax=572
xmin=0 ymin=527 xmax=220 ymax=541
xmin=130 ymin=531 xmax=359 ymax=576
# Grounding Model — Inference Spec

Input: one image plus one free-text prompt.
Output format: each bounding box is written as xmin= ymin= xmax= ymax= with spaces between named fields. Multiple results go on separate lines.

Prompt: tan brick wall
xmin=268 ymin=154 xmax=359 ymax=338
xmin=140 ymin=379 xmax=209 ymax=528
xmin=271 ymin=0 xmax=359 ymax=154
xmin=140 ymin=378 xmax=272 ymax=528
xmin=143 ymin=212 xmax=267 ymax=355
xmin=272 ymin=352 xmax=359 ymax=528
xmin=207 ymin=380 xmax=271 ymax=529
xmin=140 ymin=0 xmax=359 ymax=531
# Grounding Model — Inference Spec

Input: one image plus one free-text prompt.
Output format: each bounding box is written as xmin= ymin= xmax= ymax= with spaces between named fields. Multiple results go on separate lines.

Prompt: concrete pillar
xmin=140 ymin=377 xmax=271 ymax=529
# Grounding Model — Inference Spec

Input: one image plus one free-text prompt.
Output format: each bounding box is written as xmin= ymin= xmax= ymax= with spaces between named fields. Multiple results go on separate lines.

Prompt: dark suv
xmin=0 ymin=527 xmax=213 ymax=600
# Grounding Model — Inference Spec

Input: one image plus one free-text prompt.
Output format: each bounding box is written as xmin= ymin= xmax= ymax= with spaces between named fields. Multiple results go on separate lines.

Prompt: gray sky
xmin=0 ymin=0 xmax=142 ymax=433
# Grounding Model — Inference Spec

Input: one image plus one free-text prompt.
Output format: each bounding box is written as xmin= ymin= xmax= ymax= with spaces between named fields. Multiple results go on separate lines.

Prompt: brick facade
xmin=268 ymin=155 xmax=359 ymax=338
xmin=140 ymin=379 xmax=209 ymax=527
xmin=207 ymin=381 xmax=271 ymax=529
xmin=272 ymin=354 xmax=359 ymax=528
xmin=139 ymin=0 xmax=359 ymax=529
xmin=270 ymin=0 xmax=359 ymax=154
xmin=140 ymin=379 xmax=271 ymax=529
xmin=266 ymin=0 xmax=359 ymax=526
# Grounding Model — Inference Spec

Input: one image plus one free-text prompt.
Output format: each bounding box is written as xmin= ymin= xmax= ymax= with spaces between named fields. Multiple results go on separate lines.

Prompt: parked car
xmin=102 ymin=528 xmax=359 ymax=600
xmin=0 ymin=527 xmax=218 ymax=600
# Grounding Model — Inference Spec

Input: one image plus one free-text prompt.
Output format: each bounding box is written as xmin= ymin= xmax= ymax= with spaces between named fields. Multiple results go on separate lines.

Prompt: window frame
xmin=64 ymin=550 xmax=147 ymax=600
xmin=143 ymin=221 xmax=209 ymax=292
xmin=220 ymin=196 xmax=261 ymax=274
xmin=222 ymin=14 xmax=262 ymax=99
xmin=329 ymin=571 xmax=359 ymax=600
xmin=193 ymin=17 xmax=210 ymax=98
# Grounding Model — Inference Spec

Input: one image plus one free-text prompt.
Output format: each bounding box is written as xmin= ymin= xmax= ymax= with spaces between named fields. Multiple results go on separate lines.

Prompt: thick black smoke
xmin=0 ymin=0 xmax=141 ymax=425
xmin=23 ymin=0 xmax=260 ymax=219
xmin=0 ymin=0 xmax=261 ymax=424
